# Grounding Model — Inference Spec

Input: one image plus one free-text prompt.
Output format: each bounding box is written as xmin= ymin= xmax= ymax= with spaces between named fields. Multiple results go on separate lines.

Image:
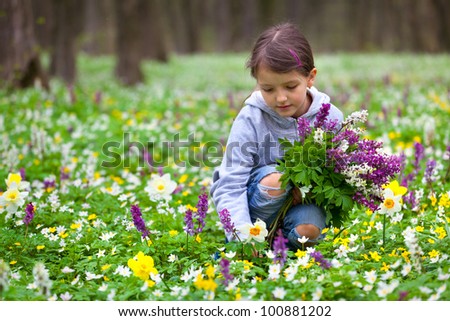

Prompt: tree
xmin=49 ymin=0 xmax=82 ymax=85
xmin=114 ymin=0 xmax=145 ymax=86
xmin=0 ymin=0 xmax=48 ymax=89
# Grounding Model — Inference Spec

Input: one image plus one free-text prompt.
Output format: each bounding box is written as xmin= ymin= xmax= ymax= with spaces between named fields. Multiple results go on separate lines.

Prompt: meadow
xmin=0 ymin=53 xmax=449 ymax=301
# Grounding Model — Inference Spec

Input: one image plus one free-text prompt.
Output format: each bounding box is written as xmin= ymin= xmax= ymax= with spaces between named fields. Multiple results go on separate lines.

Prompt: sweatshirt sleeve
xmin=211 ymin=109 xmax=258 ymax=241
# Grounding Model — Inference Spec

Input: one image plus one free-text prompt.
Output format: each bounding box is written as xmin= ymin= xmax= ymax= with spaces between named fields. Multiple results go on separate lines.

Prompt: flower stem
xmin=383 ymin=214 xmax=386 ymax=247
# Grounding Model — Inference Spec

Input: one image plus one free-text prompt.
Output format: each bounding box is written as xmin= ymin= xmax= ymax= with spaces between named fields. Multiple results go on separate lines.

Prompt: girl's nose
xmin=276 ymin=92 xmax=287 ymax=103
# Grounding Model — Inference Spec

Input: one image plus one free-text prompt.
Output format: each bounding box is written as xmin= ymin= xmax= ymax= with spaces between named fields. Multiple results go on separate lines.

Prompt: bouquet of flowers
xmin=270 ymin=103 xmax=401 ymax=240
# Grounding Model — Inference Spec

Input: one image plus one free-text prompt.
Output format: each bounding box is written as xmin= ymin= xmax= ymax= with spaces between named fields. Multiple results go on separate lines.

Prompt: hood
xmin=244 ymin=86 xmax=330 ymax=126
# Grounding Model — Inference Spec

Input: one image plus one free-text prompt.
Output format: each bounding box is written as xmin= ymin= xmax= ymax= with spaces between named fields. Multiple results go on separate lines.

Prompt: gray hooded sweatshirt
xmin=211 ymin=86 xmax=344 ymax=241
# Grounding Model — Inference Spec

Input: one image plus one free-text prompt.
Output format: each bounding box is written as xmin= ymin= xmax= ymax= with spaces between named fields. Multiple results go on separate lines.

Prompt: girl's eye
xmin=287 ymin=85 xmax=298 ymax=90
xmin=262 ymin=88 xmax=273 ymax=92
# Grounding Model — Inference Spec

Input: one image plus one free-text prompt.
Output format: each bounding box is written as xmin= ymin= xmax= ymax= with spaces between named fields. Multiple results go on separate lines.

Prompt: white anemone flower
xmin=144 ymin=174 xmax=177 ymax=200
xmin=378 ymin=188 xmax=402 ymax=215
xmin=0 ymin=183 xmax=28 ymax=214
xmin=238 ymin=219 xmax=268 ymax=243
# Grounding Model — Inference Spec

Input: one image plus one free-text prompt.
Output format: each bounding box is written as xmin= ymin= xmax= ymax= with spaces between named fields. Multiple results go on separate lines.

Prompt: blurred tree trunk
xmin=115 ymin=0 xmax=144 ymax=85
xmin=32 ymin=0 xmax=53 ymax=51
xmin=0 ymin=0 xmax=48 ymax=89
xmin=183 ymin=0 xmax=201 ymax=53
xmin=49 ymin=0 xmax=81 ymax=85
xmin=82 ymin=0 xmax=116 ymax=55
xmin=141 ymin=0 xmax=168 ymax=62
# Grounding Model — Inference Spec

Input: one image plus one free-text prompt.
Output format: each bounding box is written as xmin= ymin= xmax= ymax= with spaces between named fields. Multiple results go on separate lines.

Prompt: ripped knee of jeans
xmin=257 ymin=184 xmax=288 ymax=199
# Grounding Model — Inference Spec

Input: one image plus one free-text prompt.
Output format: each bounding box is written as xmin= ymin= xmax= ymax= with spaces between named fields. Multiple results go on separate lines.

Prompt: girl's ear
xmin=307 ymin=68 xmax=317 ymax=88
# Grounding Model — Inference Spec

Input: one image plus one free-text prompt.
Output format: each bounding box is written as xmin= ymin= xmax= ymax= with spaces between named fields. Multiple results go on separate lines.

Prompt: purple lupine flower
xmin=297 ymin=117 xmax=311 ymax=142
xmin=219 ymin=258 xmax=234 ymax=286
xmin=310 ymin=250 xmax=332 ymax=269
xmin=184 ymin=208 xmax=195 ymax=236
xmin=130 ymin=204 xmax=149 ymax=238
xmin=424 ymin=159 xmax=437 ymax=183
xmin=413 ymin=141 xmax=424 ymax=174
xmin=23 ymin=202 xmax=35 ymax=226
xmin=218 ymin=208 xmax=235 ymax=234
xmin=194 ymin=192 xmax=208 ymax=234
xmin=272 ymin=230 xmax=288 ymax=267
xmin=314 ymin=103 xmax=331 ymax=129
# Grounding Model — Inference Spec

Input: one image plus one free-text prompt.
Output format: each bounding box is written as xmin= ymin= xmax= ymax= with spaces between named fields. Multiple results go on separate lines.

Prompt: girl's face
xmin=256 ymin=65 xmax=317 ymax=118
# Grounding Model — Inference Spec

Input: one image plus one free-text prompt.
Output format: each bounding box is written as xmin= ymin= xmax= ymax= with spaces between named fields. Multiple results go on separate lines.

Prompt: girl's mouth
xmin=277 ymin=105 xmax=291 ymax=109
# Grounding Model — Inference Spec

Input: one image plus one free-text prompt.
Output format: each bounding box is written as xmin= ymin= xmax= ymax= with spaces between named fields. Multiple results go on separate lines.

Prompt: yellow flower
xmin=169 ymin=230 xmax=179 ymax=237
xmin=10 ymin=261 xmax=17 ymax=265
xmin=295 ymin=250 xmax=307 ymax=258
xmin=127 ymin=251 xmax=158 ymax=281
xmin=195 ymin=234 xmax=202 ymax=243
xmin=434 ymin=227 xmax=447 ymax=239
xmin=6 ymin=173 xmax=22 ymax=187
xmin=178 ymin=174 xmax=188 ymax=184
xmin=383 ymin=180 xmax=407 ymax=196
xmin=428 ymin=250 xmax=440 ymax=258
xmin=369 ymin=251 xmax=382 ymax=262
xmin=438 ymin=193 xmax=450 ymax=208
xmin=415 ymin=226 xmax=424 ymax=232
xmin=70 ymin=223 xmax=81 ymax=230
xmin=205 ymin=265 xmax=215 ymax=279
xmin=430 ymin=195 xmax=437 ymax=207
xmin=401 ymin=250 xmax=410 ymax=262
xmin=146 ymin=280 xmax=156 ymax=288
xmin=194 ymin=275 xmax=217 ymax=292
xmin=101 ymin=264 xmax=111 ymax=271
xmin=380 ymin=262 xmax=390 ymax=272
xmin=88 ymin=214 xmax=97 ymax=220
xmin=36 ymin=245 xmax=45 ymax=250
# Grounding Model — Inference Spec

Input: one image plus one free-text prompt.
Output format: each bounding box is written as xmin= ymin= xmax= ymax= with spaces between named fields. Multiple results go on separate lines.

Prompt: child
xmin=211 ymin=22 xmax=343 ymax=250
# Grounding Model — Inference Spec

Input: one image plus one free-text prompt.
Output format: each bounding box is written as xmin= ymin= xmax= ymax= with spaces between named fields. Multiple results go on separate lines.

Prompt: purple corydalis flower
xmin=184 ymin=208 xmax=195 ymax=236
xmin=220 ymin=258 xmax=234 ymax=286
xmin=130 ymin=204 xmax=149 ymax=238
xmin=297 ymin=117 xmax=311 ymax=142
xmin=218 ymin=208 xmax=235 ymax=234
xmin=310 ymin=250 xmax=332 ymax=269
xmin=425 ymin=159 xmax=437 ymax=183
xmin=194 ymin=192 xmax=208 ymax=233
xmin=23 ymin=202 xmax=35 ymax=226
xmin=413 ymin=141 xmax=424 ymax=174
xmin=272 ymin=229 xmax=288 ymax=267
xmin=314 ymin=103 xmax=331 ymax=129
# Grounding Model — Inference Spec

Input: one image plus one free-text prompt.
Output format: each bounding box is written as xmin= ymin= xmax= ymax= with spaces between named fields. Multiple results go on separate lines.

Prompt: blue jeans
xmin=247 ymin=165 xmax=327 ymax=250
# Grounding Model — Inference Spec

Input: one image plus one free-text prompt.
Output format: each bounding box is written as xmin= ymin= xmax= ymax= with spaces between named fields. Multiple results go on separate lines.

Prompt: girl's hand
xmin=292 ymin=187 xmax=303 ymax=205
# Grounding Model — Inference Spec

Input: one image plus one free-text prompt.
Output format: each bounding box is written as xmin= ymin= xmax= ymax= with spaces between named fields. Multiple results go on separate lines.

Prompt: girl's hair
xmin=246 ymin=22 xmax=315 ymax=78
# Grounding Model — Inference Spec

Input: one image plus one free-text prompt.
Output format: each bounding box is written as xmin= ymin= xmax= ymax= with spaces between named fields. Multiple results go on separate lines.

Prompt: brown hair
xmin=246 ymin=22 xmax=315 ymax=78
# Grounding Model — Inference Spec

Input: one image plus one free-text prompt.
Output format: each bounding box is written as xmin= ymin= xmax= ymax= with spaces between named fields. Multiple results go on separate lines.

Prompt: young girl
xmin=211 ymin=22 xmax=343 ymax=250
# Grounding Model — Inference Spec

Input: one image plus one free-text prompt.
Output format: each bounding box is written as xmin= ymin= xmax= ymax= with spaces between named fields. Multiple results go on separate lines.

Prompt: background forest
xmin=1 ymin=0 xmax=449 ymax=88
